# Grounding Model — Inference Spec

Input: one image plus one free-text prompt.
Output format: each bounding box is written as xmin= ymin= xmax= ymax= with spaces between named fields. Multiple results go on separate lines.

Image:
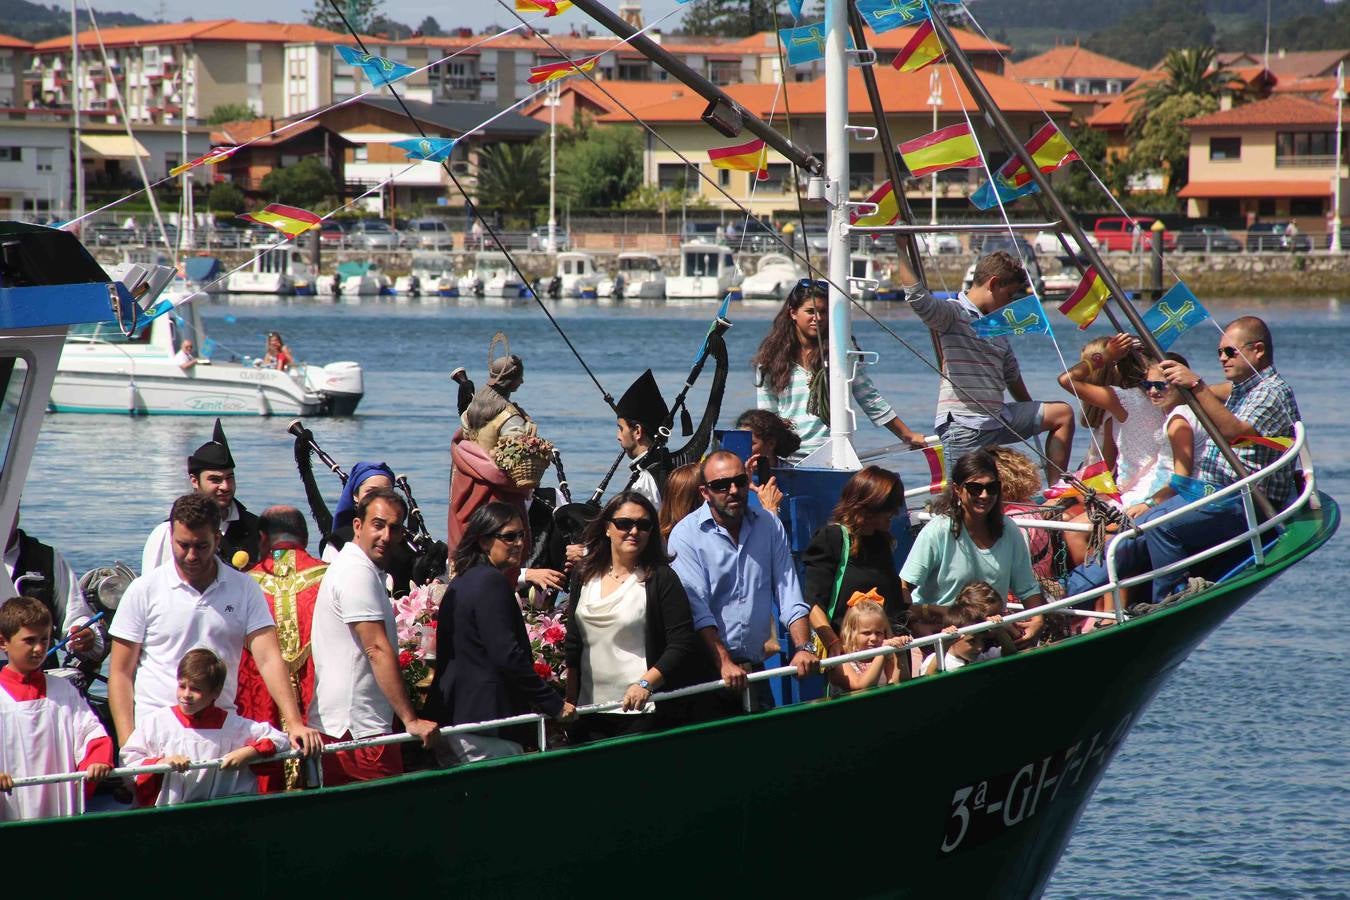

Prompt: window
xmin=761 ymin=163 xmax=792 ymax=193
xmin=1209 ymin=137 xmax=1241 ymax=161
xmin=1276 ymin=130 xmax=1341 ymax=167
xmin=618 ymin=61 xmax=649 ymax=81
xmin=848 ymin=152 xmax=874 ymax=189
xmin=0 ymin=357 xmax=29 ymax=475
xmin=1291 ymin=197 xmax=1325 ymax=216
xmin=658 ymin=162 xmax=690 ymax=193
xmin=709 ymin=60 xmax=739 ymax=86
xmin=1258 ymin=198 xmax=1276 ymax=216
xmin=480 ymin=69 xmax=496 ymax=84
xmin=353 ymin=146 xmax=368 ymax=163
xmin=718 ymin=168 xmax=731 ymax=188
xmin=0 ymin=147 xmax=21 ymax=162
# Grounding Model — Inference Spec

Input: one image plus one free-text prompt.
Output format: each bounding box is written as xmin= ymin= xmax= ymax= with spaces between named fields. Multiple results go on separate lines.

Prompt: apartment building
xmin=0 ymin=33 xmax=30 ymax=107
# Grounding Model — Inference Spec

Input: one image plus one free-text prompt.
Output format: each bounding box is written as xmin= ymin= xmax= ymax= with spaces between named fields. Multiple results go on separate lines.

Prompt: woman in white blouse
xmin=563 ymin=491 xmax=714 ymax=745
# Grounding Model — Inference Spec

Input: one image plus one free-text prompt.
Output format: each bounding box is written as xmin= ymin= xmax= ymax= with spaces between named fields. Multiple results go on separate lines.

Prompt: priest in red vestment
xmin=234 ymin=506 xmax=327 ymax=792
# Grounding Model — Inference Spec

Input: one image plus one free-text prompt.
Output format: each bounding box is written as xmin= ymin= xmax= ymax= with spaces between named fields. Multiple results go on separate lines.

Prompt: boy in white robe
xmin=120 ymin=648 xmax=288 ymax=807
xmin=0 ymin=597 xmax=114 ymax=820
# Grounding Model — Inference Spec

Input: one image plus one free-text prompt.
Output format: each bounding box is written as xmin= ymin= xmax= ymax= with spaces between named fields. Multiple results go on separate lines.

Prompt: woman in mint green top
xmin=753 ymin=281 xmax=926 ymax=463
xmin=899 ymin=450 xmax=1046 ymax=646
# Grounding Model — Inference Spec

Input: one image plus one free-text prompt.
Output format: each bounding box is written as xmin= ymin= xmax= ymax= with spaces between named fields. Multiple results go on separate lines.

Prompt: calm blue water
xmin=22 ymin=293 xmax=1348 ymax=897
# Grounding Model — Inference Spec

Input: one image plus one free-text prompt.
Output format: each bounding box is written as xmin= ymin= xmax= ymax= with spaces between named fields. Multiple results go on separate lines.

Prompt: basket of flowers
xmin=394 ymin=582 xmax=440 ymax=706
xmin=492 ymin=432 xmax=555 ymax=489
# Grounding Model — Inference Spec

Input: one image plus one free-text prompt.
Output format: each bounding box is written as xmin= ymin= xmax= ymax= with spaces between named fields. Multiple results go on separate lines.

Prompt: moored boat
xmin=740 ymin=252 xmax=806 ymax=300
xmin=225 ymin=243 xmax=317 ymax=296
xmin=598 ymin=251 xmax=666 ymax=299
xmin=665 ymin=241 xmax=743 ymax=299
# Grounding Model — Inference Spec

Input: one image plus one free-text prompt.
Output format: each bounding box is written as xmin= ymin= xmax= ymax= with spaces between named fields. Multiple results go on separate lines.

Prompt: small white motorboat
xmin=552 ymin=251 xmax=600 ymax=298
xmin=597 ymin=252 xmax=666 ymax=299
xmin=740 ymin=252 xmax=805 ymax=300
xmin=396 ymin=253 xmax=461 ymax=298
xmin=665 ymin=242 xmax=742 ymax=300
xmin=477 ymin=251 xmax=526 ymax=297
xmin=51 ymin=292 xmax=364 ymax=416
xmin=225 ymin=243 xmax=317 ymax=295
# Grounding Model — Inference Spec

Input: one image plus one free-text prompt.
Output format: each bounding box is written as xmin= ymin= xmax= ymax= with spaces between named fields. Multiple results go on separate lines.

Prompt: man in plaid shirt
xmin=1067 ymin=316 xmax=1300 ymax=603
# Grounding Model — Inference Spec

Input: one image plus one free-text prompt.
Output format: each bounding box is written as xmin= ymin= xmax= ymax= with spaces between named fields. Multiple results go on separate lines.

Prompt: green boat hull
xmin=3 ymin=496 xmax=1338 ymax=898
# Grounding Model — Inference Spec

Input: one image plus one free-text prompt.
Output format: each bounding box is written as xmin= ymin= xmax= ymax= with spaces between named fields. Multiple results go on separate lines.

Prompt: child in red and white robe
xmin=120 ymin=648 xmax=288 ymax=807
xmin=0 ymin=597 xmax=113 ymax=821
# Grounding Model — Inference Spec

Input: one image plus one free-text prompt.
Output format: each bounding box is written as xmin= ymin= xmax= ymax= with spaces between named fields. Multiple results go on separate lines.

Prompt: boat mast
xmin=70 ymin=0 xmax=84 ymax=224
xmin=823 ymin=0 xmax=855 ymax=469
xmin=927 ymin=12 xmax=1277 ymax=520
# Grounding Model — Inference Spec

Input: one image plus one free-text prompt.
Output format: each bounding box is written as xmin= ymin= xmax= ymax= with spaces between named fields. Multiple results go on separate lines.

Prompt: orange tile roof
xmin=212 ymin=117 xmax=333 ymax=146
xmin=720 ymin=25 xmax=1007 ymax=55
xmin=1005 ymin=44 xmax=1144 ymax=81
xmin=398 ymin=31 xmax=660 ymax=58
xmin=33 ymin=19 xmax=355 ymax=51
xmin=1177 ymin=179 xmax=1330 ymax=199
xmin=1219 ymin=49 xmax=1350 ymax=80
xmin=593 ymin=64 xmax=1068 ymax=124
xmin=1086 ymin=70 xmax=1164 ymax=129
xmin=1184 ymin=95 xmax=1337 ymax=128
xmin=519 ymin=79 xmax=700 ymax=118
xmin=0 ymin=33 xmax=30 ymax=49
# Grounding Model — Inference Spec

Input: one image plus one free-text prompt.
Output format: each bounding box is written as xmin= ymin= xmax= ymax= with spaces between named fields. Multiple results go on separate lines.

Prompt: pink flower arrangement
xmin=521 ymin=600 xmax=567 ymax=688
xmin=395 ymin=582 xmax=439 ymax=699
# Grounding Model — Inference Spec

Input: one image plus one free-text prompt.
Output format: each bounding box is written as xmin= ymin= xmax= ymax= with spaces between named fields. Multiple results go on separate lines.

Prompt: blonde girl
xmin=827 ymin=599 xmax=911 ymax=695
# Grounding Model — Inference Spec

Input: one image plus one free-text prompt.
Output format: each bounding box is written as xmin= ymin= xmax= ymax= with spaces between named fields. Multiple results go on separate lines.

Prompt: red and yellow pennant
xmin=922 ymin=444 xmax=946 ymax=494
xmin=899 ymin=123 xmax=980 ymax=179
xmin=517 ymin=0 xmax=573 ymax=14
xmin=527 ymin=55 xmax=599 ymax=84
xmin=1044 ymin=460 xmax=1120 ymax=502
xmin=1058 ymin=266 xmax=1110 ymax=330
xmin=998 ymin=123 xmax=1080 ymax=188
xmin=170 ymin=145 xmax=237 ymax=178
xmin=708 ymin=138 xmax=769 ymax=180
xmin=238 ymin=203 xmax=322 ymax=239
xmin=850 ymin=182 xmax=900 ymax=229
xmin=1234 ymin=434 xmax=1293 ymax=452
xmin=892 ymin=19 xmax=945 ymax=73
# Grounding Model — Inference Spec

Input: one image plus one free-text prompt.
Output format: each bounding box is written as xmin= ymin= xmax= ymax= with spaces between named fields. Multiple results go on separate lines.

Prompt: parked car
xmin=90 ymin=223 xmax=137 ymax=247
xmin=919 ymin=232 xmax=963 ymax=255
xmin=348 ymin=219 xmax=401 ymax=250
xmin=961 ymin=235 xmax=1045 ymax=295
xmin=1031 ymin=230 xmax=1098 ymax=257
xmin=319 ymin=220 xmax=347 ymax=246
xmin=407 ymin=218 xmax=454 ymax=250
xmin=1245 ymin=222 xmax=1312 ymax=252
xmin=1175 ymin=225 xmax=1242 ymax=253
xmin=526 ymin=227 xmax=571 ymax=251
xmin=1092 ymin=216 xmax=1175 ymax=253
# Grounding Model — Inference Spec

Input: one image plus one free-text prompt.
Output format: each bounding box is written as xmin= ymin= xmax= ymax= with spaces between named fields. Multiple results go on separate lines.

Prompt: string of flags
xmin=516 ymin=0 xmax=573 ymax=15
xmin=1059 ymin=267 xmax=1111 ymax=330
xmin=169 ymin=145 xmax=238 ymax=178
xmin=237 ymin=204 xmax=323 ymax=239
xmin=392 ymin=137 xmax=457 ymax=163
xmin=1044 ymin=460 xmax=1121 ymax=502
xmin=528 ymin=55 xmax=600 ymax=84
xmin=1142 ymin=282 xmax=1209 ymax=351
xmin=850 ymin=182 xmax=900 ymax=229
xmin=708 ymin=139 xmax=770 ymax=180
xmin=778 ymin=22 xmax=854 ymax=66
xmin=336 ymin=46 xmax=415 ymax=88
xmin=969 ymin=293 xmax=1053 ymax=339
xmin=893 ymin=18 xmax=945 ymax=71
xmin=898 ymin=123 xmax=980 ymax=178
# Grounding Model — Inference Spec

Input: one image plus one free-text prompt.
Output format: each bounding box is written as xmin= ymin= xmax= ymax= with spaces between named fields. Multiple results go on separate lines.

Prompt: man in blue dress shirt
xmin=667 ymin=451 xmax=817 ymax=711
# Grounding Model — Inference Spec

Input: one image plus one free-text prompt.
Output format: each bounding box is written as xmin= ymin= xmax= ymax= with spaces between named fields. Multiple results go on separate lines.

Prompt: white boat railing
xmin=5 ymin=425 xmax=1318 ymax=798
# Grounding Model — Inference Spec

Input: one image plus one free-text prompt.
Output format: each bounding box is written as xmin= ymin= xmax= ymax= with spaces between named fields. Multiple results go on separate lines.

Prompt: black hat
xmin=188 ymin=418 xmax=235 ymax=473
xmin=615 ymin=370 xmax=669 ymax=436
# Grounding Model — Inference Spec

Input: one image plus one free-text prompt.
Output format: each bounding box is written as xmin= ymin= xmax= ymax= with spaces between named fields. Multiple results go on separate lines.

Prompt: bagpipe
xmin=532 ymin=314 xmax=732 ymax=571
xmin=288 ymin=419 xmax=449 ymax=586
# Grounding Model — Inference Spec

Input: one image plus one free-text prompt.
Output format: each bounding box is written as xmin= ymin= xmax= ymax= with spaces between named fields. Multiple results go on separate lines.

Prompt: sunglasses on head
xmin=1140 ymin=379 xmax=1169 ymax=393
xmin=706 ymin=474 xmax=750 ymax=494
xmin=609 ymin=516 xmax=654 ymax=533
xmin=961 ymin=479 xmax=1001 ymax=498
xmin=1218 ymin=341 xmax=1259 ymax=360
xmin=493 ymin=529 xmax=526 ymax=545
xmin=796 ymin=278 xmax=828 ymax=292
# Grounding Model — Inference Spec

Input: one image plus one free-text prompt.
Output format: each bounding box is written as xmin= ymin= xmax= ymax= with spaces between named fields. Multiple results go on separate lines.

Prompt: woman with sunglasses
xmin=802 ymin=466 xmax=908 ymax=657
xmin=563 ymin=491 xmax=715 ymax=744
xmin=429 ymin=502 xmax=576 ymax=762
xmin=753 ymin=281 xmax=926 ymax=463
xmin=900 ymin=450 xmax=1045 ymax=647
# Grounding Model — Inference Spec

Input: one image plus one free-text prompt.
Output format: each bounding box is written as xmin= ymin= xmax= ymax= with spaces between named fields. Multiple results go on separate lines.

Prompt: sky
xmin=103 ymin=0 xmax=693 ymax=32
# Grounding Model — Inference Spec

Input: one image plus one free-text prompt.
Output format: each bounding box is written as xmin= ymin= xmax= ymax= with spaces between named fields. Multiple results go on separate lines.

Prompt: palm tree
xmin=474 ymin=142 xmax=548 ymax=221
xmin=1130 ymin=47 xmax=1234 ymax=131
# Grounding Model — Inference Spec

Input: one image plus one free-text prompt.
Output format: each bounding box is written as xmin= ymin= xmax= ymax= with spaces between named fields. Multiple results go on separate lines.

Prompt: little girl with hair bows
xmin=826 ymin=597 xmax=912 ymax=696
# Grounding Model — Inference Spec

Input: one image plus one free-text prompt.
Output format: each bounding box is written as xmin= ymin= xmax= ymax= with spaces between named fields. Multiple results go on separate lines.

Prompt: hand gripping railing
xmin=8 ymin=428 xmax=1317 ymax=797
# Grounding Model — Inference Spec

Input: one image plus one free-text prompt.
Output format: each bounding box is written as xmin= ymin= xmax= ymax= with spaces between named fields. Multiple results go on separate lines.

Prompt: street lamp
xmin=927 ymin=69 xmax=942 ymax=226
xmin=545 ymin=81 xmax=560 ymax=255
xmin=1332 ymin=61 xmax=1345 ymax=254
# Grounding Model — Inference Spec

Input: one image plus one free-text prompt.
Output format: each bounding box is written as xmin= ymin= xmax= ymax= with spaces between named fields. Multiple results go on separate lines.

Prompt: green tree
xmin=207 ymin=103 xmax=256 ymax=125
xmin=682 ymin=0 xmax=787 ymax=37
xmin=556 ymin=127 xmax=643 ymax=209
xmin=1057 ymin=120 xmax=1133 ymax=209
xmin=307 ymin=0 xmax=383 ymax=34
xmin=259 ymin=157 xmax=338 ymax=209
xmin=475 ymin=142 xmax=548 ymax=215
xmin=1136 ymin=47 xmax=1234 ymax=112
xmin=207 ymin=181 xmax=246 ymax=214
xmin=1085 ymin=0 xmax=1214 ymax=68
xmin=415 ymin=16 xmax=443 ymax=37
xmin=1128 ymin=93 xmax=1217 ymax=195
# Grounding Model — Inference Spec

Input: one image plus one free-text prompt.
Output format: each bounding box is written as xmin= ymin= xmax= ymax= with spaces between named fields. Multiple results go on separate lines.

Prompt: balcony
xmin=1275 ymin=154 xmax=1341 ymax=169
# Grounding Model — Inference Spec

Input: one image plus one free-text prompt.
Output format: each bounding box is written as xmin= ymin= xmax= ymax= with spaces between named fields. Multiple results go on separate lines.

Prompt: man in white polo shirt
xmin=309 ymin=487 xmax=439 ymax=785
xmin=108 ymin=493 xmax=322 ymax=759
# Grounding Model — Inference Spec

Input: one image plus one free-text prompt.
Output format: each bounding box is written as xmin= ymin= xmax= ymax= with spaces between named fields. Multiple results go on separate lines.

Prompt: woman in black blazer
xmin=564 ymin=491 xmax=717 ymax=745
xmin=430 ymin=502 xmax=576 ymax=761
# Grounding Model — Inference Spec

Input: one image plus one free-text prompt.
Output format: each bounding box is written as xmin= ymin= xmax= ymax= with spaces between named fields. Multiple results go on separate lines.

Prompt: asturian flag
xmin=1140 ymin=282 xmax=1210 ymax=351
xmin=969 ymin=174 xmax=1039 ymax=210
xmin=336 ymin=46 xmax=415 ymax=88
xmin=856 ymin=0 xmax=929 ymax=34
xmin=392 ymin=137 xmax=457 ymax=163
xmin=778 ymin=22 xmax=853 ymax=66
xmin=969 ymin=293 xmax=1053 ymax=339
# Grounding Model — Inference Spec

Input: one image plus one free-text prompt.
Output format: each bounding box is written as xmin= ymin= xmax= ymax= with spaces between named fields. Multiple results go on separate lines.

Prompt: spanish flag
xmin=1044 ymin=460 xmax=1120 ymax=502
xmin=517 ymin=0 xmax=573 ymax=15
xmin=898 ymin=123 xmax=980 ymax=179
xmin=1058 ymin=266 xmax=1110 ymax=330
xmin=998 ymin=122 xmax=1080 ymax=188
xmin=850 ymin=182 xmax=900 ymax=229
xmin=238 ymin=204 xmax=322 ymax=239
xmin=170 ymin=146 xmax=237 ymax=178
xmin=892 ymin=19 xmax=945 ymax=73
xmin=527 ymin=55 xmax=599 ymax=85
xmin=922 ymin=444 xmax=946 ymax=494
xmin=709 ymin=138 xmax=769 ymax=180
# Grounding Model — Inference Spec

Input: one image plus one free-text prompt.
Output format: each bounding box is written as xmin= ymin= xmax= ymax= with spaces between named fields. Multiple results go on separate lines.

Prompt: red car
xmin=1093 ymin=216 xmax=1176 ymax=253
xmin=319 ymin=220 xmax=347 ymax=246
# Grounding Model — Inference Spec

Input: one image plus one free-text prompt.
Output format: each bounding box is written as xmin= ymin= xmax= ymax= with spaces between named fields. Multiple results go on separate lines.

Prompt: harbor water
xmin=24 ymin=293 xmax=1348 ymax=898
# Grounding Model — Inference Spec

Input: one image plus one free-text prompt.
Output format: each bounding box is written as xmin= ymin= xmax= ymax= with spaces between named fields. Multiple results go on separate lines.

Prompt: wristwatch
xmin=796 ymin=645 xmax=818 ymax=656
xmin=636 ymin=678 xmax=652 ymax=692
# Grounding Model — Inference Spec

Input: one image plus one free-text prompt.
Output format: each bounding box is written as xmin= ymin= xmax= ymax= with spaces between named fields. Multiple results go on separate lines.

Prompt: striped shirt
xmin=757 ymin=363 xmax=896 ymax=463
xmin=1196 ymin=367 xmax=1301 ymax=508
xmin=905 ymin=286 xmax=1020 ymax=431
